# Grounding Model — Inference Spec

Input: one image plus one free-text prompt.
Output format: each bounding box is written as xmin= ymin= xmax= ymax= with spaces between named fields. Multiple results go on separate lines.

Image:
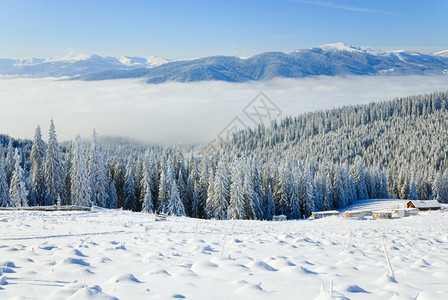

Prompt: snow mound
xmin=107 ymin=273 xmax=142 ymax=284
xmin=246 ymin=259 xmax=278 ymax=272
xmin=67 ymin=285 xmax=118 ymax=300
xmin=60 ymin=257 xmax=90 ymax=266
xmin=190 ymin=260 xmax=218 ymax=273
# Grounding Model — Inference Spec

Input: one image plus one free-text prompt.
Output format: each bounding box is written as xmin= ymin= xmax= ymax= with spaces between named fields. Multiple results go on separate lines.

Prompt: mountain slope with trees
xmin=1 ymin=91 xmax=447 ymax=220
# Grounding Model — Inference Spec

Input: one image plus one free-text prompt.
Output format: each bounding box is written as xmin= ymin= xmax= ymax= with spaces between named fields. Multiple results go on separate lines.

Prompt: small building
xmin=311 ymin=210 xmax=340 ymax=219
xmin=372 ymin=211 xmax=392 ymax=219
xmin=344 ymin=210 xmax=372 ymax=219
xmin=407 ymin=200 xmax=441 ymax=211
xmin=392 ymin=208 xmax=419 ymax=218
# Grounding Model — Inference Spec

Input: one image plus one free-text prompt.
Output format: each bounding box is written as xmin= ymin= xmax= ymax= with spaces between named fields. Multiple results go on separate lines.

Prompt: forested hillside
xmin=1 ymin=91 xmax=447 ymax=220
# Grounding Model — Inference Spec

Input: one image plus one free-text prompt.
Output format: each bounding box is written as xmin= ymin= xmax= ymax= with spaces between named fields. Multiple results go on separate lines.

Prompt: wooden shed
xmin=372 ymin=211 xmax=392 ymax=219
xmin=311 ymin=210 xmax=340 ymax=219
xmin=392 ymin=208 xmax=419 ymax=218
xmin=344 ymin=210 xmax=372 ymax=219
xmin=407 ymin=200 xmax=441 ymax=211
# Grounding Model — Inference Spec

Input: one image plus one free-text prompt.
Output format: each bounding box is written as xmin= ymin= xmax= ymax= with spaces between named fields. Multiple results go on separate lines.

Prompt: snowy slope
xmin=1 ymin=209 xmax=448 ymax=299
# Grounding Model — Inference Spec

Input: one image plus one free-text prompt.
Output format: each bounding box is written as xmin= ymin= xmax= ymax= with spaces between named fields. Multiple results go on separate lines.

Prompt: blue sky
xmin=0 ymin=0 xmax=446 ymax=59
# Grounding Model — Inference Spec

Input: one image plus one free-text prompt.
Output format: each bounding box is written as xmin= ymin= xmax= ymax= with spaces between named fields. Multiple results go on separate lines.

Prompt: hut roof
xmin=407 ymin=200 xmax=441 ymax=209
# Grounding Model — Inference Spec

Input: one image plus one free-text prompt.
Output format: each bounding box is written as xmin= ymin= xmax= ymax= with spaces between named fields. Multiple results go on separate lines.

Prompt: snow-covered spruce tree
xmin=212 ymin=157 xmax=230 ymax=220
xmin=264 ymin=184 xmax=275 ymax=221
xmin=44 ymin=119 xmax=65 ymax=206
xmin=0 ymin=159 xmax=10 ymax=207
xmin=133 ymin=156 xmax=143 ymax=208
xmin=191 ymin=181 xmax=201 ymax=218
xmin=229 ymin=160 xmax=245 ymax=220
xmin=398 ymin=170 xmax=410 ymax=200
xmin=251 ymin=158 xmax=264 ymax=220
xmin=148 ymin=154 xmax=159 ymax=207
xmin=5 ymin=142 xmax=15 ymax=185
xmin=70 ymin=135 xmax=91 ymax=207
xmin=289 ymin=170 xmax=301 ymax=219
xmin=158 ymin=159 xmax=174 ymax=213
xmin=242 ymin=163 xmax=256 ymax=220
xmin=195 ymin=160 xmax=209 ymax=218
xmin=140 ymin=157 xmax=154 ymax=213
xmin=107 ymin=174 xmax=118 ymax=209
xmin=432 ymin=172 xmax=442 ymax=201
xmin=409 ymin=172 xmax=418 ymax=200
xmin=112 ymin=152 xmax=125 ymax=207
xmin=29 ymin=125 xmax=46 ymax=206
xmin=205 ymin=169 xmax=215 ymax=218
xmin=352 ymin=160 xmax=369 ymax=200
xmin=275 ymin=167 xmax=290 ymax=216
xmin=300 ymin=167 xmax=316 ymax=218
xmin=123 ymin=157 xmax=138 ymax=211
xmin=62 ymin=143 xmax=73 ymax=205
xmin=177 ymin=168 xmax=190 ymax=215
xmin=9 ymin=149 xmax=28 ymax=207
xmin=166 ymin=178 xmax=186 ymax=216
xmin=89 ymin=130 xmax=108 ymax=207
xmin=437 ymin=170 xmax=448 ymax=203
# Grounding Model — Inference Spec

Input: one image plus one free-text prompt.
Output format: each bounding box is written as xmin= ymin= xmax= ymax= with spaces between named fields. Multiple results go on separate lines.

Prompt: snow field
xmin=1 ymin=208 xmax=448 ymax=299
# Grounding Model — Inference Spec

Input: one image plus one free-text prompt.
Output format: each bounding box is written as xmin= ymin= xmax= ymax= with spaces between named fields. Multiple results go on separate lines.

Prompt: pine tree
xmin=123 ymin=158 xmax=138 ymax=211
xmin=0 ymin=159 xmax=10 ymax=207
xmin=167 ymin=179 xmax=186 ymax=216
xmin=89 ymin=130 xmax=108 ymax=207
xmin=29 ymin=125 xmax=46 ymax=206
xmin=70 ymin=135 xmax=91 ymax=207
xmin=45 ymin=119 xmax=65 ymax=206
xmin=229 ymin=161 xmax=245 ymax=220
xmin=9 ymin=149 xmax=28 ymax=207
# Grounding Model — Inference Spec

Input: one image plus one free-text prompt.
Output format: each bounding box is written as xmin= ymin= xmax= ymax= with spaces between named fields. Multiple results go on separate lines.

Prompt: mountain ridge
xmin=1 ymin=43 xmax=447 ymax=83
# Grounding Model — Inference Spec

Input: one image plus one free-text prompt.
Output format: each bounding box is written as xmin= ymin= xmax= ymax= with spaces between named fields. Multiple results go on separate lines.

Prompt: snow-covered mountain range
xmin=1 ymin=43 xmax=447 ymax=83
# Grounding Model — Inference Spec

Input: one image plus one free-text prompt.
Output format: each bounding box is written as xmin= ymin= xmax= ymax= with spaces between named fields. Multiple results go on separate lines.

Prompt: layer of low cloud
xmin=0 ymin=75 xmax=447 ymax=145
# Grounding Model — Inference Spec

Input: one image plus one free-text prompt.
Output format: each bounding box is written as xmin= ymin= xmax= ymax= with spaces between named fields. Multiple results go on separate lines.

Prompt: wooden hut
xmin=344 ymin=210 xmax=372 ymax=219
xmin=407 ymin=200 xmax=441 ymax=211
xmin=311 ymin=210 xmax=340 ymax=219
xmin=372 ymin=211 xmax=392 ymax=219
xmin=392 ymin=208 xmax=419 ymax=218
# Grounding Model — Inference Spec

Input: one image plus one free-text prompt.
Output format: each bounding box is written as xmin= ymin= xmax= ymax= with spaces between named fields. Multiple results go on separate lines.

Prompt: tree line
xmin=1 ymin=91 xmax=447 ymax=219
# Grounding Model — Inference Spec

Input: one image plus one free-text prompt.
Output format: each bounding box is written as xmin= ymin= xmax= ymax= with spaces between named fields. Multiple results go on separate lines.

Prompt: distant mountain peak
xmin=316 ymin=42 xmax=388 ymax=56
xmin=433 ymin=50 xmax=448 ymax=57
xmin=44 ymin=54 xmax=94 ymax=63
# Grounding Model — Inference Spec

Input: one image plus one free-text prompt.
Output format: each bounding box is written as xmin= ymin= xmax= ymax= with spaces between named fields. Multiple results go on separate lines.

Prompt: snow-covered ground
xmin=1 ymin=202 xmax=448 ymax=299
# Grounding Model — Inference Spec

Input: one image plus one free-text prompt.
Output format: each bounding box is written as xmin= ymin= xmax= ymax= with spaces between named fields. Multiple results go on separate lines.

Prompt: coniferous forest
xmin=1 ymin=91 xmax=448 ymax=219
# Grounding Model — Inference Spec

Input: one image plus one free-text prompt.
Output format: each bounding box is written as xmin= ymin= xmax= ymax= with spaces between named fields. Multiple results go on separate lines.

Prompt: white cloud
xmin=0 ymin=75 xmax=447 ymax=145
